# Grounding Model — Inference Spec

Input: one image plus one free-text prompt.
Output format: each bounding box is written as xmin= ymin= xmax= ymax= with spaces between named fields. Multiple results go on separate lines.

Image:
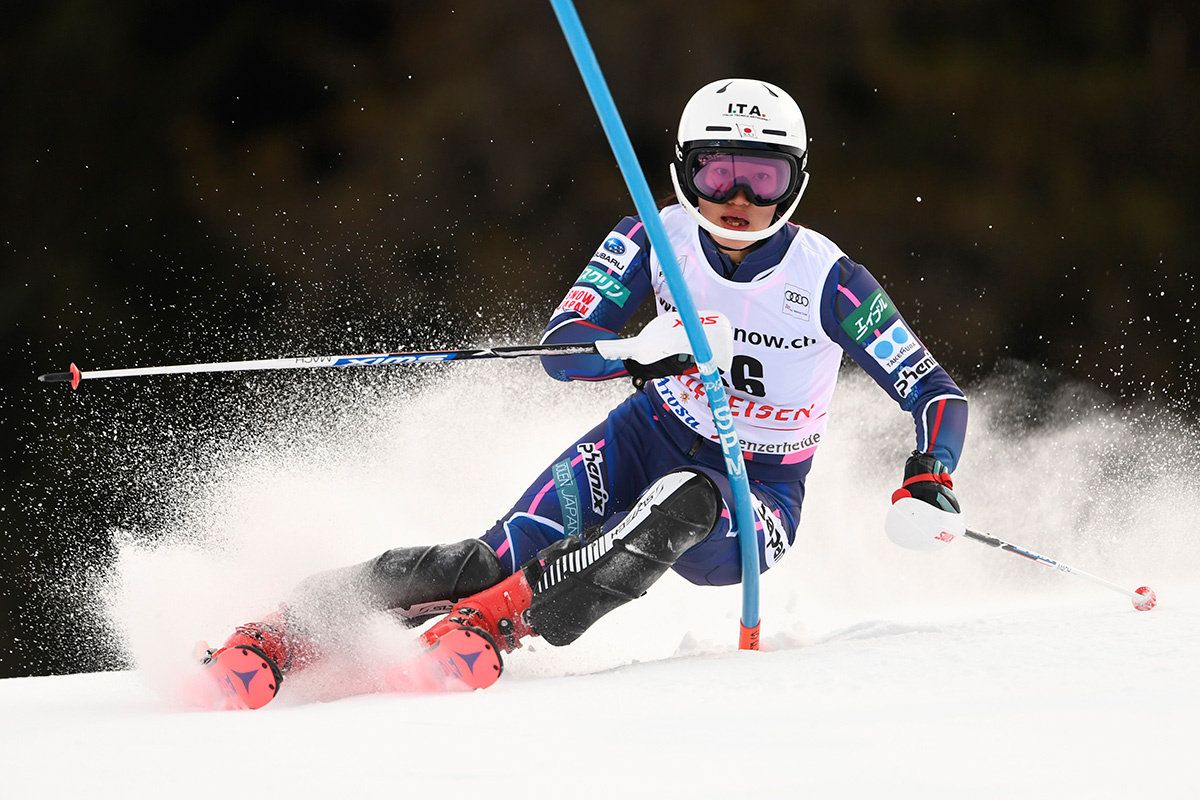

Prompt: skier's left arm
xmin=819 ymin=257 xmax=968 ymax=471
xmin=819 ymin=258 xmax=967 ymax=548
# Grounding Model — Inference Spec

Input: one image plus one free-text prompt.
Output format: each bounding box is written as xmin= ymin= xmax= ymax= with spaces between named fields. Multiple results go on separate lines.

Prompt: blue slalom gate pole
xmin=547 ymin=0 xmax=762 ymax=648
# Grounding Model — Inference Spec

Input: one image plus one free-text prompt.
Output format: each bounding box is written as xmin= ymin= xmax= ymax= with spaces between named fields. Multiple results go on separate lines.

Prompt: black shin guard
xmin=373 ymin=539 xmax=507 ymax=623
xmin=292 ymin=538 xmax=505 ymax=626
xmin=527 ymin=470 xmax=721 ymax=646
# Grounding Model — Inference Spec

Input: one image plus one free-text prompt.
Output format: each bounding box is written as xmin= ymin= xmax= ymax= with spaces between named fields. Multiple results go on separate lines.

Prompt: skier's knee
xmin=627 ymin=467 xmax=722 ymax=555
xmin=526 ymin=469 xmax=721 ymax=646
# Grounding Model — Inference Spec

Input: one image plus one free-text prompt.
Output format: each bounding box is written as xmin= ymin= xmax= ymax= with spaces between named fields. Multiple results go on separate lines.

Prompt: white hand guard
xmin=595 ymin=311 xmax=733 ymax=372
xmin=884 ymin=451 xmax=964 ymax=552
xmin=885 ymin=497 xmax=965 ymax=552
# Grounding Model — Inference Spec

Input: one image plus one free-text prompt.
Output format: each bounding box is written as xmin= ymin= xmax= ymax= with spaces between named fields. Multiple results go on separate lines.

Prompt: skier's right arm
xmin=540 ymin=217 xmax=654 ymax=381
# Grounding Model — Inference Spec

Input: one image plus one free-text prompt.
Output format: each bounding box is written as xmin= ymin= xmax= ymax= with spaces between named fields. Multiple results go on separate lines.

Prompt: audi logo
xmin=785 ymin=290 xmax=809 ymax=306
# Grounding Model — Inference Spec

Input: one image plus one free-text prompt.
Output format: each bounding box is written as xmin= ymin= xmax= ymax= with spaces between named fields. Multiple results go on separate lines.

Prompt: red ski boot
xmin=191 ymin=610 xmax=315 ymax=710
xmin=401 ymin=570 xmax=537 ymax=691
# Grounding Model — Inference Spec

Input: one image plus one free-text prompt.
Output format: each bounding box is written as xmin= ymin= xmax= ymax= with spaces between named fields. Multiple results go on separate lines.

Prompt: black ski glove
xmin=624 ymin=354 xmax=695 ymax=390
xmin=891 ymin=451 xmax=960 ymax=513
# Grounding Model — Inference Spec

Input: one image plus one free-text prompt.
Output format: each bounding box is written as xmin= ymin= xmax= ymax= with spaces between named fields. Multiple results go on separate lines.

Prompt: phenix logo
xmin=576 ymin=442 xmax=608 ymax=515
xmin=892 ymin=353 xmax=939 ymax=399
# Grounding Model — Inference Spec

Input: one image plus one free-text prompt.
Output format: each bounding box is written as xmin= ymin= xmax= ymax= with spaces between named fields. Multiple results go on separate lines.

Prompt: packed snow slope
xmin=3 ymin=362 xmax=1197 ymax=798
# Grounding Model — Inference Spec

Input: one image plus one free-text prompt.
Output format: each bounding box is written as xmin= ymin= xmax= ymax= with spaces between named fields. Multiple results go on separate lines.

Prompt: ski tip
xmin=427 ymin=626 xmax=504 ymax=690
xmin=184 ymin=645 xmax=281 ymax=711
xmin=1133 ymin=586 xmax=1157 ymax=612
xmin=37 ymin=363 xmax=82 ymax=390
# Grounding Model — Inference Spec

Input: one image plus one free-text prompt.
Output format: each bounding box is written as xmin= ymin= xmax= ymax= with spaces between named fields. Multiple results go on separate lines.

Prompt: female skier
xmin=201 ymin=78 xmax=967 ymax=709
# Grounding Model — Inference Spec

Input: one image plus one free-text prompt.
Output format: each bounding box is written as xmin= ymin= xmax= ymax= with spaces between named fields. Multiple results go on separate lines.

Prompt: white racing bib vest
xmin=649 ymin=205 xmax=846 ymax=461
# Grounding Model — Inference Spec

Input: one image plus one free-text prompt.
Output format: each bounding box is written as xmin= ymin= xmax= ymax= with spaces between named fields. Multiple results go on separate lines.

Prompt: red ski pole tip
xmin=1133 ymin=586 xmax=1157 ymax=612
xmin=69 ymin=362 xmax=81 ymax=390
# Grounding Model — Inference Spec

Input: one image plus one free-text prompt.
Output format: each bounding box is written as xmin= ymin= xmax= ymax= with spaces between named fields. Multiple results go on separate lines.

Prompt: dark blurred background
xmin=1 ymin=1 xmax=1196 ymax=678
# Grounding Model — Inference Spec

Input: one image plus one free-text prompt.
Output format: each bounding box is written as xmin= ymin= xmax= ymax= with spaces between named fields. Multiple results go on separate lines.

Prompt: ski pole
xmin=37 ymin=311 xmax=733 ymax=390
xmin=37 ymin=343 xmax=600 ymax=390
xmin=964 ymin=528 xmax=1157 ymax=611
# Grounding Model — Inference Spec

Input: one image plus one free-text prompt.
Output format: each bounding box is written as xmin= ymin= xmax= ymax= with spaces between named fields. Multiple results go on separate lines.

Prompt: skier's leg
xmin=418 ymin=402 xmax=650 ymax=653
xmin=289 ymin=538 xmax=506 ymax=627
xmin=201 ymin=395 xmax=654 ymax=704
xmin=524 ymin=467 xmax=722 ymax=646
xmin=204 ymin=402 xmax=629 ymax=696
xmin=419 ymin=466 xmax=722 ymax=675
xmin=396 ymin=412 xmax=805 ymax=682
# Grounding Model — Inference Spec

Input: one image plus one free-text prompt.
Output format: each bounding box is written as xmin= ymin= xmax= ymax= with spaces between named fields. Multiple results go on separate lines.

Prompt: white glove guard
xmin=885 ymin=497 xmax=966 ymax=552
xmin=596 ymin=311 xmax=734 ymax=372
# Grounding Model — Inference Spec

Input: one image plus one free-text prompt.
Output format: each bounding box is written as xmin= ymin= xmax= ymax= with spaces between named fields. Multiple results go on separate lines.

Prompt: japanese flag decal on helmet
xmin=671 ymin=78 xmax=810 ymax=242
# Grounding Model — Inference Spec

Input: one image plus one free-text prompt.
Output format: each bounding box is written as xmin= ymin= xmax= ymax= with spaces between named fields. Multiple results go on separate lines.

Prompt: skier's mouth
xmin=720 ymin=215 xmax=750 ymax=229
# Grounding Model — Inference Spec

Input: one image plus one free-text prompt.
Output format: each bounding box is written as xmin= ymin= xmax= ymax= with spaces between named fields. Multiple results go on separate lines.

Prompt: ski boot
xmin=192 ymin=609 xmax=314 ymax=710
xmin=409 ymin=569 xmax=536 ymax=691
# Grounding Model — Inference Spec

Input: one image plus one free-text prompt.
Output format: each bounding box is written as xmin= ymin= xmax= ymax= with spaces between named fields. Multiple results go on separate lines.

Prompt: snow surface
xmin=2 ymin=362 xmax=1198 ymax=798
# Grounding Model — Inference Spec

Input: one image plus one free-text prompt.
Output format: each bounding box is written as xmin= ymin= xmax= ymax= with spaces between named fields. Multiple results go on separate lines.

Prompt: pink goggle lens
xmin=690 ymin=152 xmax=794 ymax=205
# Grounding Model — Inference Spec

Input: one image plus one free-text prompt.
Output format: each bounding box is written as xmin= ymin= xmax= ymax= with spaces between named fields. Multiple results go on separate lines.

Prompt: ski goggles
xmin=683 ymin=148 xmax=799 ymax=207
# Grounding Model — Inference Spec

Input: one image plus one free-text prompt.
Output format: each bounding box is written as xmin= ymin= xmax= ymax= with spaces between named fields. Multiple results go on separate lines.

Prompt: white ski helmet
xmin=670 ymin=78 xmax=809 ymax=242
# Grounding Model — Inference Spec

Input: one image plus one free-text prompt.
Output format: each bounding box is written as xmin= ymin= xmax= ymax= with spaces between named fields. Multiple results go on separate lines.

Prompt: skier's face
xmin=698 ymin=191 xmax=777 ymax=249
